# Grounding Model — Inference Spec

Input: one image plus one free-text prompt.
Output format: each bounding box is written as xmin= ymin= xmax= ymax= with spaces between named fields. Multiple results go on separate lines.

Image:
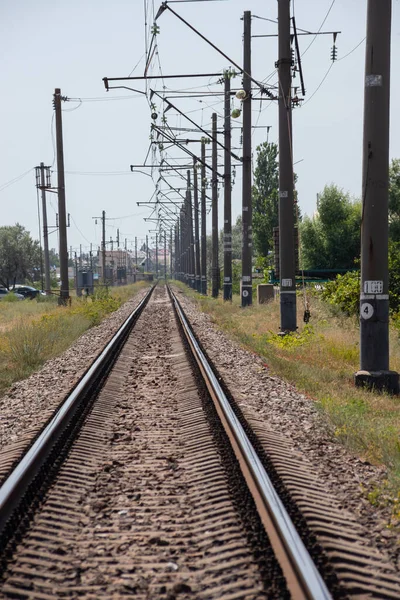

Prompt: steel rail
xmin=169 ymin=287 xmax=332 ymax=600
xmin=0 ymin=285 xmax=155 ymax=541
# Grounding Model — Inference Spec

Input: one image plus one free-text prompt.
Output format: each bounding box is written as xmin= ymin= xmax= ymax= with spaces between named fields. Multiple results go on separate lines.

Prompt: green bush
xmin=36 ymin=293 xmax=58 ymax=304
xmin=72 ymin=292 xmax=121 ymax=326
xmin=1 ymin=293 xmax=21 ymax=303
xmin=321 ymin=271 xmax=360 ymax=316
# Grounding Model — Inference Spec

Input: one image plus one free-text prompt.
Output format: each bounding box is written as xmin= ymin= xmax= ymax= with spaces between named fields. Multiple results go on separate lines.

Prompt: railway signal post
xmin=355 ymin=0 xmax=399 ymax=393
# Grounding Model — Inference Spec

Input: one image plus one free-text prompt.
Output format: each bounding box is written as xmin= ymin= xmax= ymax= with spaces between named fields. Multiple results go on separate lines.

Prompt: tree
xmin=48 ymin=248 xmax=60 ymax=268
xmin=389 ymin=158 xmax=400 ymax=242
xmin=218 ymin=215 xmax=242 ymax=265
xmin=252 ymin=142 xmax=279 ymax=257
xmin=300 ymin=185 xmax=361 ymax=270
xmin=0 ymin=224 xmax=41 ymax=289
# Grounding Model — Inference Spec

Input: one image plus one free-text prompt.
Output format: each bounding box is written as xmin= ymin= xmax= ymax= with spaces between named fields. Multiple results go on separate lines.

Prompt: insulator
xmin=331 ymin=45 xmax=338 ymax=62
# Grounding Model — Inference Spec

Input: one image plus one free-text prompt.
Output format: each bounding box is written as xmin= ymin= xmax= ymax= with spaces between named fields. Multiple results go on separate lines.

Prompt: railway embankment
xmin=173 ymin=283 xmax=400 ymax=567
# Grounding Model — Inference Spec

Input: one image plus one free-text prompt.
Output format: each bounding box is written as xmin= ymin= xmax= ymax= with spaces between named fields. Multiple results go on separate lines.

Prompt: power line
xmin=337 ymin=37 xmax=366 ymax=61
xmin=301 ymin=62 xmax=334 ymax=106
xmin=70 ymin=214 xmax=92 ymax=245
xmin=302 ymin=0 xmax=336 ymax=56
xmin=0 ymin=168 xmax=33 ymax=193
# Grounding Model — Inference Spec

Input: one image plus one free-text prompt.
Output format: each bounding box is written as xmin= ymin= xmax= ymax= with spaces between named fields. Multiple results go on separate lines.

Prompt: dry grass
xmin=175 ymin=282 xmax=400 ymax=519
xmin=0 ymin=282 xmax=149 ymax=395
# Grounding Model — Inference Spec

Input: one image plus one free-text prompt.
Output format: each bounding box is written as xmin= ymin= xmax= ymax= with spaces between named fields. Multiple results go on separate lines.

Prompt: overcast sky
xmin=1 ymin=0 xmax=400 ymax=255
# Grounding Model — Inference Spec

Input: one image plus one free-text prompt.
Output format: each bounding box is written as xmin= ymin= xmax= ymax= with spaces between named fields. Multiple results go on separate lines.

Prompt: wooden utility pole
xmin=135 ymin=236 xmax=138 ymax=274
xmin=39 ymin=163 xmax=51 ymax=294
xmin=187 ymin=170 xmax=195 ymax=289
xmin=241 ymin=12 xmax=252 ymax=307
xmin=223 ymin=75 xmax=232 ymax=301
xmin=278 ymin=1 xmax=296 ymax=331
xmin=211 ymin=113 xmax=219 ymax=298
xmin=355 ymin=0 xmax=398 ymax=393
xmin=193 ymin=159 xmax=201 ymax=292
xmin=54 ymin=88 xmax=69 ymax=304
xmin=201 ymin=140 xmax=207 ymax=294
xmin=102 ymin=210 xmax=106 ymax=286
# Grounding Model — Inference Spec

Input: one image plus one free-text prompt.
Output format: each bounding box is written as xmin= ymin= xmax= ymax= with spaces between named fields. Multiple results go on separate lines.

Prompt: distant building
xmin=97 ymin=250 xmax=134 ymax=284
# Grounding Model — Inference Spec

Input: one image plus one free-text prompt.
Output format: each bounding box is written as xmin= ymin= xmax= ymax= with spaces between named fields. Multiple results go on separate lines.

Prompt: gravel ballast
xmin=173 ymin=286 xmax=400 ymax=572
xmin=0 ymin=287 xmax=150 ymax=453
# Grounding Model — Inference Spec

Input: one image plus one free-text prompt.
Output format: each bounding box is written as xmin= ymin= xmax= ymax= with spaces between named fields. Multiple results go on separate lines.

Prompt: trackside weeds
xmin=174 ymin=281 xmax=400 ymax=524
xmin=0 ymin=282 xmax=149 ymax=394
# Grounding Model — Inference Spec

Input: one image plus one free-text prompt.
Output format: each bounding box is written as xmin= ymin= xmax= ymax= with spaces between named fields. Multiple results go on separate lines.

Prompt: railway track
xmin=0 ymin=284 xmax=398 ymax=599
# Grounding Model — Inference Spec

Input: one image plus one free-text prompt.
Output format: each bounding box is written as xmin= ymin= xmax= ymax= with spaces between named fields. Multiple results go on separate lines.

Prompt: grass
xmin=0 ymin=282 xmax=149 ymax=396
xmin=175 ymin=282 xmax=400 ymax=523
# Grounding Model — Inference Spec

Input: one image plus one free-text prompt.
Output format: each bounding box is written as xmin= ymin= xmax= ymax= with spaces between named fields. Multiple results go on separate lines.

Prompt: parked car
xmin=12 ymin=285 xmax=43 ymax=299
xmin=0 ymin=288 xmax=24 ymax=300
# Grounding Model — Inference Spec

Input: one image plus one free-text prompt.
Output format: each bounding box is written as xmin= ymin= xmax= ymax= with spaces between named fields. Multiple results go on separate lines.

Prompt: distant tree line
xmin=0 ymin=224 xmax=41 ymax=289
xmin=250 ymin=142 xmax=400 ymax=272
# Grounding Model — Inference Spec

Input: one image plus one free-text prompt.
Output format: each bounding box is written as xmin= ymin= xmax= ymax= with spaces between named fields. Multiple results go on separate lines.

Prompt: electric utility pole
xmin=146 ymin=235 xmax=149 ymax=272
xmin=156 ymin=233 xmax=158 ymax=277
xmin=355 ymin=0 xmax=398 ymax=393
xmin=278 ymin=0 xmax=296 ymax=331
xmin=201 ymin=140 xmax=207 ymax=294
xmin=135 ymin=236 xmax=138 ymax=275
xmin=187 ymin=169 xmax=195 ymax=289
xmin=241 ymin=12 xmax=252 ymax=307
xmin=211 ymin=112 xmax=219 ymax=298
xmin=54 ymin=88 xmax=69 ymax=304
xmin=180 ymin=207 xmax=185 ymax=281
xmin=170 ymin=228 xmax=173 ymax=278
xmin=102 ymin=211 xmax=106 ymax=285
xmin=164 ymin=232 xmax=167 ymax=279
xmin=193 ymin=159 xmax=201 ymax=292
xmin=224 ymin=74 xmax=232 ymax=301
xmin=39 ymin=163 xmax=51 ymax=294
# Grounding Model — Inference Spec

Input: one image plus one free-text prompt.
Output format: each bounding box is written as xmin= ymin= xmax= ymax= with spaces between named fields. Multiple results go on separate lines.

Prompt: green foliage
xmin=48 ymin=248 xmax=60 ymax=268
xmin=321 ymin=242 xmax=400 ymax=317
xmin=252 ymin=142 xmax=279 ymax=257
xmin=217 ymin=215 xmax=242 ymax=267
xmin=72 ymin=290 xmax=121 ymax=326
xmin=266 ymin=324 xmax=315 ymax=350
xmin=36 ymin=293 xmax=58 ymax=304
xmin=389 ymin=159 xmax=400 ymax=242
xmin=1 ymin=292 xmax=21 ymax=303
xmin=0 ymin=224 xmax=41 ymax=289
xmin=5 ymin=313 xmax=90 ymax=373
xmin=321 ymin=271 xmax=360 ymax=316
xmin=300 ymin=185 xmax=361 ymax=270
xmin=389 ymin=241 xmax=400 ymax=313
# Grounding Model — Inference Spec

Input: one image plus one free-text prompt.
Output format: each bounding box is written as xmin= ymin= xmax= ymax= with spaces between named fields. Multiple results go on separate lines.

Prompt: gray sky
xmin=1 ymin=0 xmax=400 ymax=255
